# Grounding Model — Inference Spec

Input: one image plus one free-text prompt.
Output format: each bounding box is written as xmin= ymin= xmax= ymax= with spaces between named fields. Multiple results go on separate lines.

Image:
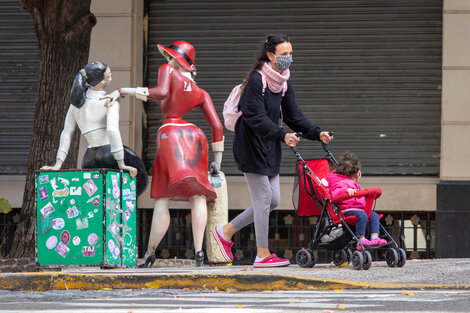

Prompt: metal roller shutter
xmin=146 ymin=0 xmax=441 ymax=175
xmin=0 ymin=1 xmax=38 ymax=174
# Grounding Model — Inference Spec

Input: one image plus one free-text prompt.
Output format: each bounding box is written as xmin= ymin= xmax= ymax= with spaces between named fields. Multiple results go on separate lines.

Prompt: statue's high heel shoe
xmin=138 ymin=254 xmax=156 ymax=268
xmin=195 ymin=250 xmax=204 ymax=267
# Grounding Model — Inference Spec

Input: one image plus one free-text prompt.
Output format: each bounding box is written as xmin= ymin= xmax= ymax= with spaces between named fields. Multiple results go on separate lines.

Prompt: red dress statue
xmin=147 ymin=63 xmax=223 ymax=202
xmin=105 ymin=41 xmax=224 ymax=267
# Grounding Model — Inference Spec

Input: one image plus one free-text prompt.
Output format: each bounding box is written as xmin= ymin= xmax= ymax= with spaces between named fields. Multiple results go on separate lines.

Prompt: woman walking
xmin=213 ymin=33 xmax=333 ymax=268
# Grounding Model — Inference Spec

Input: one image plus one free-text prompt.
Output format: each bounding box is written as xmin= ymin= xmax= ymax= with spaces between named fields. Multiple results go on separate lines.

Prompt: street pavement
xmin=0 ymin=258 xmax=469 ymax=291
xmin=1 ymin=289 xmax=470 ymax=313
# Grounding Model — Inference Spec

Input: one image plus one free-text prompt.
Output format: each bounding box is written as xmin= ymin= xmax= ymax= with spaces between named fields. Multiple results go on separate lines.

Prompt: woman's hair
xmin=70 ymin=61 xmax=108 ymax=108
xmin=241 ymin=33 xmax=290 ymax=91
xmin=335 ymin=151 xmax=361 ymax=178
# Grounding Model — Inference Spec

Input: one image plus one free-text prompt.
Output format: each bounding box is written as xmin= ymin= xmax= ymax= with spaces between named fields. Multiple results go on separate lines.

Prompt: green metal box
xmin=36 ymin=169 xmax=137 ymax=267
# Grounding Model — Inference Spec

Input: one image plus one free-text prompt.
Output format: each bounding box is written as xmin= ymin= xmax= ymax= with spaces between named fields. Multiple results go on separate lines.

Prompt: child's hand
xmin=347 ymin=188 xmax=356 ymax=196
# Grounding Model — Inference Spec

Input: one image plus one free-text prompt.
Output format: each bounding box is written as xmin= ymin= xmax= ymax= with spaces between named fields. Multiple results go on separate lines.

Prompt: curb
xmin=1 ymin=272 xmax=469 ymax=292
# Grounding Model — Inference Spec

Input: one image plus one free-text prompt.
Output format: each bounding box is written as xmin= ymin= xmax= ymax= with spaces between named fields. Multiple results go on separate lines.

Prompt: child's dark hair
xmin=335 ymin=151 xmax=361 ymax=178
xmin=70 ymin=61 xmax=108 ymax=108
xmin=241 ymin=33 xmax=290 ymax=92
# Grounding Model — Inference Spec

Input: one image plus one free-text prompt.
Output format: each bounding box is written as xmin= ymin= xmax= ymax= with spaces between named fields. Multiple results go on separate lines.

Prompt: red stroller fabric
xmin=296 ymin=159 xmax=382 ymax=226
xmin=296 ymin=159 xmax=331 ymax=217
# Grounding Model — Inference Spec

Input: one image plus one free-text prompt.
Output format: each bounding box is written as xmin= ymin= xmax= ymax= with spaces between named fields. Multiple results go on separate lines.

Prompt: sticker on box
xmin=126 ymin=200 xmax=135 ymax=212
xmin=61 ymin=230 xmax=70 ymax=245
xmin=109 ymin=222 xmax=119 ymax=235
xmin=55 ymin=242 xmax=69 ymax=258
xmin=108 ymin=240 xmax=120 ymax=259
xmin=82 ymin=246 xmax=95 ymax=257
xmin=51 ymin=177 xmax=69 ymax=198
xmin=73 ymin=236 xmax=81 ymax=246
xmin=124 ymin=209 xmax=131 ymax=221
xmin=52 ymin=218 xmax=65 ymax=230
xmin=40 ymin=202 xmax=55 ymax=216
xmin=38 ymin=186 xmax=48 ymax=201
xmin=39 ymin=175 xmax=49 ymax=184
xmin=111 ymin=174 xmax=120 ymax=199
xmin=76 ymin=217 xmax=88 ymax=230
xmin=86 ymin=195 xmax=100 ymax=207
xmin=83 ymin=179 xmax=98 ymax=196
xmin=88 ymin=233 xmax=99 ymax=246
xmin=123 ymin=189 xmax=131 ymax=201
xmin=46 ymin=236 xmax=58 ymax=249
xmin=66 ymin=206 xmax=79 ymax=218
xmin=70 ymin=186 xmax=82 ymax=196
xmin=41 ymin=214 xmax=55 ymax=233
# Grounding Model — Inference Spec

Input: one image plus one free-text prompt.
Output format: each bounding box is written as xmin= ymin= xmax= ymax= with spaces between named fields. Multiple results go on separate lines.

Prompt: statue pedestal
xmin=36 ymin=169 xmax=137 ymax=268
xmin=205 ymin=171 xmax=229 ymax=264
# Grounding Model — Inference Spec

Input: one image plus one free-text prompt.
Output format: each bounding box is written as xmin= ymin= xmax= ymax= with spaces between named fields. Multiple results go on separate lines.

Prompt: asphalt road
xmin=0 ymin=288 xmax=468 ymax=313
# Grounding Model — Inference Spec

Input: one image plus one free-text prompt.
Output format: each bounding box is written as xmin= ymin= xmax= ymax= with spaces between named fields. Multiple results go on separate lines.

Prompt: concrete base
xmin=205 ymin=171 xmax=229 ymax=264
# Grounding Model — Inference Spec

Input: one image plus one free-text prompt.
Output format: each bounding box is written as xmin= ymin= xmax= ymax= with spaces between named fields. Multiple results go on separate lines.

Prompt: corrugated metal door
xmin=146 ymin=0 xmax=442 ymax=175
xmin=0 ymin=1 xmax=38 ymax=174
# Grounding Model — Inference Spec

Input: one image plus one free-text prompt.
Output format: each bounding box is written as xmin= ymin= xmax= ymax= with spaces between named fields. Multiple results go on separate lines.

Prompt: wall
xmin=0 ymin=0 xmax=441 ymax=216
xmin=441 ymin=0 xmax=470 ymax=179
xmin=435 ymin=0 xmax=470 ymax=258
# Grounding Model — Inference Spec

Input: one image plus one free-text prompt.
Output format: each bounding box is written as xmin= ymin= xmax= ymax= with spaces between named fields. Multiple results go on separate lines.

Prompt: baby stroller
xmin=292 ymin=134 xmax=406 ymax=270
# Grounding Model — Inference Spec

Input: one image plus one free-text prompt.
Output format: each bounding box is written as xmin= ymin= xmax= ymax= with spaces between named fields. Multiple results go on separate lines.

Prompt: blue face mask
xmin=271 ymin=53 xmax=293 ymax=71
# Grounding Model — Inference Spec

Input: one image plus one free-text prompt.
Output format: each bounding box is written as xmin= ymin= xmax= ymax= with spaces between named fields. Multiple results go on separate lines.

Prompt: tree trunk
xmin=8 ymin=0 xmax=96 ymax=258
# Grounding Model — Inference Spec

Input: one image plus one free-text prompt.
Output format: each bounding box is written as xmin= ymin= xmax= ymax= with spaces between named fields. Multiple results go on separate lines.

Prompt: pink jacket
xmin=326 ymin=172 xmax=365 ymax=213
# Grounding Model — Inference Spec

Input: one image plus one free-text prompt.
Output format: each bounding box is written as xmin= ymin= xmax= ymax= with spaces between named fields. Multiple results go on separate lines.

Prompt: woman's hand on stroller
xmin=347 ymin=188 xmax=357 ymax=196
xmin=284 ymin=133 xmax=301 ymax=147
xmin=319 ymin=131 xmax=333 ymax=144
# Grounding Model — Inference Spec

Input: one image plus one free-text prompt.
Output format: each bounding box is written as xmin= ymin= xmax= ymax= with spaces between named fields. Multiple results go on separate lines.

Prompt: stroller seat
xmin=296 ymin=158 xmax=381 ymax=226
xmin=294 ymin=156 xmax=405 ymax=270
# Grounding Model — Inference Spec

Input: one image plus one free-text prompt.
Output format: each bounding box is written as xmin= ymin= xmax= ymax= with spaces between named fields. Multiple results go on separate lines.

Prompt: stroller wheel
xmin=352 ymin=251 xmax=364 ymax=270
xmin=346 ymin=247 xmax=353 ymax=264
xmin=386 ymin=248 xmax=398 ymax=267
xmin=396 ymin=248 xmax=407 ymax=267
xmin=296 ymin=248 xmax=316 ymax=268
xmin=332 ymin=249 xmax=348 ymax=266
xmin=362 ymin=250 xmax=372 ymax=270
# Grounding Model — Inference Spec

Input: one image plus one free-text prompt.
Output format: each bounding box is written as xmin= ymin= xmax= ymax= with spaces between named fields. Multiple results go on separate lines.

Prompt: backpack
xmin=223 ymin=71 xmax=287 ymax=132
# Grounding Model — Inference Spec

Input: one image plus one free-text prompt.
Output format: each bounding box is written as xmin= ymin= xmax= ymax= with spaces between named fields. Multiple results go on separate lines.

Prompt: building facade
xmin=1 ymin=0 xmax=469 ymax=261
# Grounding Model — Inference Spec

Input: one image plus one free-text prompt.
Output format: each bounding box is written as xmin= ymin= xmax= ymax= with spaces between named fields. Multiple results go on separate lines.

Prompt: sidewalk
xmin=0 ymin=258 xmax=469 ymax=291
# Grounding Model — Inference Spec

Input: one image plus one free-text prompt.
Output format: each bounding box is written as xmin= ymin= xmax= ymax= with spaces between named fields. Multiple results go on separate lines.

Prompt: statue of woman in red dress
xmin=105 ymin=41 xmax=224 ymax=267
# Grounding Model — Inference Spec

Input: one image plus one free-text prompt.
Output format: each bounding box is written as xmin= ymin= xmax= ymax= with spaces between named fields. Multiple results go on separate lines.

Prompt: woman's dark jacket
xmin=233 ymin=71 xmax=321 ymax=176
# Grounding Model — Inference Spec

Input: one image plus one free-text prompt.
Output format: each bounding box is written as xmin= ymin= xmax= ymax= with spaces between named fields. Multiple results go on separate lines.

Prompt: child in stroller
xmin=293 ymin=136 xmax=406 ymax=270
xmin=327 ymin=151 xmax=387 ymax=250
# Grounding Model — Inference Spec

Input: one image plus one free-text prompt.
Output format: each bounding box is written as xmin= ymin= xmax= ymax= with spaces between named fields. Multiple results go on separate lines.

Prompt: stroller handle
xmin=293 ymin=131 xmax=337 ymax=164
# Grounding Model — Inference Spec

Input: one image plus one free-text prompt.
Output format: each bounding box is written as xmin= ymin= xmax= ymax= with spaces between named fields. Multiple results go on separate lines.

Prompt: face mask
xmin=271 ymin=53 xmax=293 ymax=71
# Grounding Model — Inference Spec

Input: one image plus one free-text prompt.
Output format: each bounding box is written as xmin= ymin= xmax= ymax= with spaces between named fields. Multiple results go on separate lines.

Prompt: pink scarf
xmin=259 ymin=62 xmax=290 ymax=93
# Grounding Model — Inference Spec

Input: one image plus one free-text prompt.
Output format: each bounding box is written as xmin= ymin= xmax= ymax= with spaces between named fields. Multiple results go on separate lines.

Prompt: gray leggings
xmin=230 ymin=173 xmax=280 ymax=247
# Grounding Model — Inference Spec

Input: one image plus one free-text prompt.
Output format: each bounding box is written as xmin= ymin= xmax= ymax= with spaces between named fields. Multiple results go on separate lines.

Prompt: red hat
xmin=157 ymin=41 xmax=196 ymax=72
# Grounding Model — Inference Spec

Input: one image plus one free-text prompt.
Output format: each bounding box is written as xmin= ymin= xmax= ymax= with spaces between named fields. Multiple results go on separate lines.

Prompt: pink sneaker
xmin=253 ymin=254 xmax=290 ymax=268
xmin=356 ymin=238 xmax=374 ymax=250
xmin=370 ymin=237 xmax=388 ymax=246
xmin=211 ymin=226 xmax=234 ymax=262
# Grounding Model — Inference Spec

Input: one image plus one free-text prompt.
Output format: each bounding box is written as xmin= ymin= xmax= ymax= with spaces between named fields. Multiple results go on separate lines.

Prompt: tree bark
xmin=8 ymin=0 xmax=96 ymax=258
